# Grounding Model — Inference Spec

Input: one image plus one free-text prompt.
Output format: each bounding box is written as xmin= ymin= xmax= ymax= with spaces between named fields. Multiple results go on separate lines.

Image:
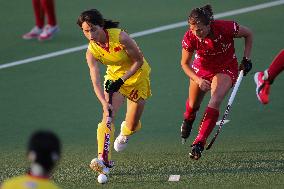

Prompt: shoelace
xmin=41 ymin=26 xmax=51 ymax=36
xmin=118 ymin=135 xmax=128 ymax=143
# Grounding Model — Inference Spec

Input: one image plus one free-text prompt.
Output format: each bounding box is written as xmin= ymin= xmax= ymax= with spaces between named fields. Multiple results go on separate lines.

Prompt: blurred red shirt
xmin=182 ymin=20 xmax=240 ymax=70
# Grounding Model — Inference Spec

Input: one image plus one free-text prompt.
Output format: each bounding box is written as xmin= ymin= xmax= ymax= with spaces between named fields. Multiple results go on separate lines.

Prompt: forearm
xmin=243 ymin=33 xmax=253 ymax=59
xmin=181 ymin=62 xmax=200 ymax=83
xmin=90 ymin=72 xmax=107 ymax=106
xmin=121 ymin=60 xmax=143 ymax=82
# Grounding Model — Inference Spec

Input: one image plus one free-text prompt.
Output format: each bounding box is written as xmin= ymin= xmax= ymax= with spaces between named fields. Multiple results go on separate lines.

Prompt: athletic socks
xmin=267 ymin=49 xmax=284 ymax=83
xmin=32 ymin=0 xmax=44 ymax=28
xmin=193 ymin=107 xmax=219 ymax=146
xmin=183 ymin=99 xmax=199 ymax=121
xmin=32 ymin=0 xmax=57 ymax=28
xmin=97 ymin=122 xmax=115 ymax=163
xmin=121 ymin=121 xmax=141 ymax=136
xmin=41 ymin=0 xmax=57 ymax=26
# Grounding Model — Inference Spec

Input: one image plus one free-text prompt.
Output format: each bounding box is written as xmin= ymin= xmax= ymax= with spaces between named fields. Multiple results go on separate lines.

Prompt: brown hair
xmin=77 ymin=9 xmax=119 ymax=29
xmin=188 ymin=4 xmax=214 ymax=25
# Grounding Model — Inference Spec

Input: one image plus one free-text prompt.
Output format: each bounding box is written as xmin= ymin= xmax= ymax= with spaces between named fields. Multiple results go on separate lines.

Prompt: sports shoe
xmin=189 ymin=142 xmax=204 ymax=160
xmin=38 ymin=25 xmax=59 ymax=41
xmin=114 ymin=135 xmax=129 ymax=152
xmin=22 ymin=26 xmax=43 ymax=40
xmin=254 ymin=71 xmax=270 ymax=104
xmin=181 ymin=119 xmax=194 ymax=141
xmin=89 ymin=158 xmax=114 ymax=175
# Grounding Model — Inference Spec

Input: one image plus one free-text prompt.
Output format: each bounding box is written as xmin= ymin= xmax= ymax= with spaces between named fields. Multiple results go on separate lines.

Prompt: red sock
xmin=32 ymin=0 xmax=44 ymax=28
xmin=41 ymin=0 xmax=57 ymax=26
xmin=183 ymin=99 xmax=199 ymax=121
xmin=193 ymin=107 xmax=219 ymax=146
xmin=267 ymin=49 xmax=284 ymax=83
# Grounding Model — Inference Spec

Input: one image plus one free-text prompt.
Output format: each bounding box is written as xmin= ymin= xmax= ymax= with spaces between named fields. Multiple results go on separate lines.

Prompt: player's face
xmin=81 ymin=22 xmax=104 ymax=42
xmin=190 ymin=23 xmax=210 ymax=40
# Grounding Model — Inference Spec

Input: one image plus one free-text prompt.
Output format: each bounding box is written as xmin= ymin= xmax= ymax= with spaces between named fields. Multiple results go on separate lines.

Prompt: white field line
xmin=216 ymin=119 xmax=230 ymax=126
xmin=168 ymin=175 xmax=181 ymax=182
xmin=1 ymin=0 xmax=284 ymax=70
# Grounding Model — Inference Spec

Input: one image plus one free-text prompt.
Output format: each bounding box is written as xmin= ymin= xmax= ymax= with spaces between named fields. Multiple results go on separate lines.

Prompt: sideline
xmin=1 ymin=0 xmax=284 ymax=70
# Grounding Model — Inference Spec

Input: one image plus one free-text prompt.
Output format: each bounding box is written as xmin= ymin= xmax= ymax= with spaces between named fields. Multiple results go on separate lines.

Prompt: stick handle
xmin=206 ymin=70 xmax=244 ymax=150
xmin=228 ymin=70 xmax=244 ymax=105
xmin=106 ymin=92 xmax=113 ymax=129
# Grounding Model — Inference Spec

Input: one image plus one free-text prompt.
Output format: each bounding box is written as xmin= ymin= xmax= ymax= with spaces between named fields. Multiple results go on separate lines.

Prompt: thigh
xmin=209 ymin=73 xmax=232 ymax=108
xmin=188 ymin=79 xmax=207 ymax=109
xmin=103 ymin=91 xmax=125 ymax=121
xmin=125 ymin=98 xmax=146 ymax=129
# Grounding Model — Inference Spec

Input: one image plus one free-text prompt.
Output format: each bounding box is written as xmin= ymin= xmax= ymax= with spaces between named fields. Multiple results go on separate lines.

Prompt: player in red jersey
xmin=22 ymin=0 xmax=59 ymax=41
xmin=180 ymin=4 xmax=253 ymax=160
xmin=254 ymin=49 xmax=284 ymax=104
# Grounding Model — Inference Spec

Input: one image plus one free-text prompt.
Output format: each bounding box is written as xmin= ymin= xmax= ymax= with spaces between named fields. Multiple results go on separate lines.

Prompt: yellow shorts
xmin=104 ymin=64 xmax=152 ymax=102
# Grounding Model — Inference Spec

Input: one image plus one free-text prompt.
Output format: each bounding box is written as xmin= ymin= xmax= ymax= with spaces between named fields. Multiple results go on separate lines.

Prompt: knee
xmin=208 ymin=95 xmax=223 ymax=108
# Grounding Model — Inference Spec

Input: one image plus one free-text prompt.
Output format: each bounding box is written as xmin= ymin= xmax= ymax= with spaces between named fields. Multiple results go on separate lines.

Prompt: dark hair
xmin=77 ymin=9 xmax=119 ymax=29
xmin=28 ymin=130 xmax=61 ymax=172
xmin=188 ymin=4 xmax=214 ymax=25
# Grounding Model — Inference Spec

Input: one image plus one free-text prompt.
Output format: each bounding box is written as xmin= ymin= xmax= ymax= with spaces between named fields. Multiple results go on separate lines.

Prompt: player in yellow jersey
xmin=1 ymin=130 xmax=61 ymax=189
xmin=77 ymin=9 xmax=152 ymax=177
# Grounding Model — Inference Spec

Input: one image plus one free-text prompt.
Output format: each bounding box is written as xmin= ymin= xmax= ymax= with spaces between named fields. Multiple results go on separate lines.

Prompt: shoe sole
xmin=254 ymin=73 xmax=263 ymax=103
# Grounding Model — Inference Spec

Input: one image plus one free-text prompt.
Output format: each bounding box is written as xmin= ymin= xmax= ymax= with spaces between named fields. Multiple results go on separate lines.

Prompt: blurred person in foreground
xmin=22 ymin=0 xmax=59 ymax=41
xmin=1 ymin=130 xmax=61 ymax=189
xmin=254 ymin=49 xmax=284 ymax=104
xmin=77 ymin=9 xmax=151 ymax=177
xmin=180 ymin=4 xmax=253 ymax=160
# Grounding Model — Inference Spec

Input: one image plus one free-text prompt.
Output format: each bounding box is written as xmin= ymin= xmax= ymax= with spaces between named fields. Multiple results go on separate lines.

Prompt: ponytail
xmin=188 ymin=4 xmax=214 ymax=25
xmin=103 ymin=19 xmax=119 ymax=29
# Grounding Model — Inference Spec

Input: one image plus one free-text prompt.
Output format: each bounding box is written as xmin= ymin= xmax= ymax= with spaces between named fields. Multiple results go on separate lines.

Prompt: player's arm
xmin=181 ymin=49 xmax=211 ymax=91
xmin=86 ymin=50 xmax=108 ymax=108
xmin=119 ymin=31 xmax=144 ymax=82
xmin=235 ymin=25 xmax=253 ymax=59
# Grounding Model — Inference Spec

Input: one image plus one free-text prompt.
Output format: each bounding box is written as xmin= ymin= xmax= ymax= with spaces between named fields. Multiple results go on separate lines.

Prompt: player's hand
xmin=197 ymin=78 xmax=211 ymax=91
xmin=102 ymin=101 xmax=113 ymax=116
xmin=239 ymin=57 xmax=252 ymax=76
xmin=105 ymin=78 xmax=124 ymax=93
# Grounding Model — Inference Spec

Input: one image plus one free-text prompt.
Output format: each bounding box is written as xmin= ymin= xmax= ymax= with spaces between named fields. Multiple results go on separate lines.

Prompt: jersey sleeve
xmin=182 ymin=30 xmax=196 ymax=52
xmin=223 ymin=20 xmax=239 ymax=38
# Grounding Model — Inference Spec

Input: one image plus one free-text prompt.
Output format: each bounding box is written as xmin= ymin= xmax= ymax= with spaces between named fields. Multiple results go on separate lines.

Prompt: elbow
xmin=136 ymin=58 xmax=144 ymax=68
xmin=246 ymin=28 xmax=254 ymax=40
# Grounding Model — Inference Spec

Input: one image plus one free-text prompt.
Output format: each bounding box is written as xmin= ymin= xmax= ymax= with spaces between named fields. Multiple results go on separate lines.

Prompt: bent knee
xmin=208 ymin=96 xmax=223 ymax=108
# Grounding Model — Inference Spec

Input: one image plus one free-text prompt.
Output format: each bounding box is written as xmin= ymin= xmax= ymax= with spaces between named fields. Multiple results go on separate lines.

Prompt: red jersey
xmin=182 ymin=20 xmax=239 ymax=70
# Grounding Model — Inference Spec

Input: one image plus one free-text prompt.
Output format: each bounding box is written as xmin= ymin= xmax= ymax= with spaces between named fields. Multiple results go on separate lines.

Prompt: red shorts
xmin=192 ymin=58 xmax=238 ymax=84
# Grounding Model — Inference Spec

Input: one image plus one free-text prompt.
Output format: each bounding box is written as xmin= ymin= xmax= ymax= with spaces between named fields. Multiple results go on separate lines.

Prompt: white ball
xmin=97 ymin=174 xmax=108 ymax=184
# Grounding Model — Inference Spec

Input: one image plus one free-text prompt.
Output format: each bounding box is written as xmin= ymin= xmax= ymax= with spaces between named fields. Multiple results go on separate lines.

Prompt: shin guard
xmin=121 ymin=121 xmax=141 ymax=136
xmin=97 ymin=122 xmax=115 ymax=162
xmin=193 ymin=107 xmax=219 ymax=146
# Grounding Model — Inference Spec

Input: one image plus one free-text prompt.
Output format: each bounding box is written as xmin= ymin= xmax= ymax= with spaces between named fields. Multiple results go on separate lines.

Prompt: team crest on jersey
xmin=114 ymin=46 xmax=122 ymax=52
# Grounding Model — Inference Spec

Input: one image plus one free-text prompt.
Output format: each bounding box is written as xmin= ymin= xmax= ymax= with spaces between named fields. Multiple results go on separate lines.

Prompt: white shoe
xmin=38 ymin=25 xmax=59 ymax=41
xmin=22 ymin=26 xmax=42 ymax=40
xmin=114 ymin=135 xmax=129 ymax=152
xmin=89 ymin=158 xmax=111 ymax=175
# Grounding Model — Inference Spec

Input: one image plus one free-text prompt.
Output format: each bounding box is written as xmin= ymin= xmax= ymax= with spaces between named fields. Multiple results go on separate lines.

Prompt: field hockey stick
xmin=206 ymin=70 xmax=244 ymax=150
xmin=106 ymin=92 xmax=113 ymax=129
xmin=102 ymin=92 xmax=113 ymax=164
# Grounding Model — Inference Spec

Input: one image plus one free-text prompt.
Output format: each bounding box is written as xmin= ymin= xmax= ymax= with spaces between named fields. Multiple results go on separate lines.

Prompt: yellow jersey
xmin=88 ymin=28 xmax=151 ymax=86
xmin=1 ymin=174 xmax=60 ymax=189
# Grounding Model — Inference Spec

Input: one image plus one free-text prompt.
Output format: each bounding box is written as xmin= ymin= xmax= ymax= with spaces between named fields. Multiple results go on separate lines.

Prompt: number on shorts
xmin=129 ymin=89 xmax=139 ymax=100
